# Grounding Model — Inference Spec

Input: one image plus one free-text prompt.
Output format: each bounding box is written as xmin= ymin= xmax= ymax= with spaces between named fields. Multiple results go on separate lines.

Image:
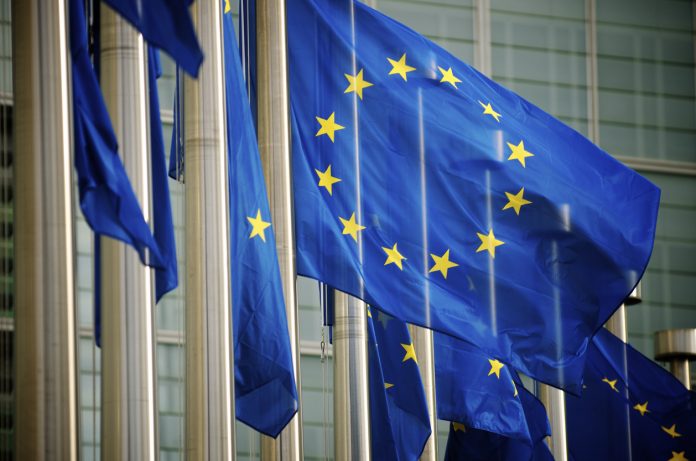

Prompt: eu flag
xmin=368 ymin=308 xmax=431 ymax=460
xmin=435 ymin=333 xmax=538 ymax=441
xmin=566 ymin=328 xmax=696 ymax=460
xmin=287 ymin=0 xmax=660 ymax=389
xmin=223 ymin=2 xmax=298 ymax=436
xmin=103 ymin=0 xmax=203 ymax=77
xmin=70 ymin=0 xmax=165 ymax=271
xmin=444 ymin=384 xmax=552 ymax=461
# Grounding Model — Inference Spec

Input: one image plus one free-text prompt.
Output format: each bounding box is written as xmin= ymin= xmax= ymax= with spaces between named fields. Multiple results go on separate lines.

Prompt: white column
xmin=13 ymin=0 xmax=78 ymax=459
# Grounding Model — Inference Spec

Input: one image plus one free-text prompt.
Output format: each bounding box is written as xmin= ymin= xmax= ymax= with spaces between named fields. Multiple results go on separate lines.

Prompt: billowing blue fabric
xmin=368 ymin=309 xmax=431 ymax=460
xmin=103 ymin=0 xmax=203 ymax=77
xmin=435 ymin=333 xmax=533 ymax=441
xmin=444 ymin=381 xmax=552 ymax=461
xmin=287 ymin=0 xmax=660 ymax=390
xmin=70 ymin=0 xmax=164 ymax=273
xmin=148 ymin=48 xmax=179 ymax=302
xmin=223 ymin=2 xmax=298 ymax=437
xmin=567 ymin=328 xmax=696 ymax=460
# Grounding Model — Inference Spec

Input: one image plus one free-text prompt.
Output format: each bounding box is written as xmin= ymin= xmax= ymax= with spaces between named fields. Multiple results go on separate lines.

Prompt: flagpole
xmin=333 ymin=291 xmax=371 ymax=460
xmin=183 ymin=0 xmax=236 ymax=458
xmin=256 ymin=0 xmax=304 ymax=459
xmin=98 ymin=7 xmax=158 ymax=459
xmin=13 ymin=0 xmax=78 ymax=458
xmin=654 ymin=328 xmax=696 ymax=389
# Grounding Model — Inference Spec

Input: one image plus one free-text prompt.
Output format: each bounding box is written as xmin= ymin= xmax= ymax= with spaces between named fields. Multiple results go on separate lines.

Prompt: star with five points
xmin=339 ymin=212 xmax=366 ymax=242
xmin=476 ymin=229 xmax=504 ymax=258
xmin=315 ymin=165 xmax=341 ymax=195
xmin=224 ymin=0 xmax=231 ymax=13
xmin=401 ymin=342 xmax=418 ymax=363
xmin=247 ymin=209 xmax=271 ymax=242
xmin=452 ymin=422 xmax=467 ymax=433
xmin=669 ymin=451 xmax=688 ymax=461
xmin=429 ymin=249 xmax=459 ymax=279
xmin=488 ymin=359 xmax=504 ymax=379
xmin=662 ymin=424 xmax=682 ymax=438
xmin=384 ymin=382 xmax=394 ymax=389
xmin=344 ymin=69 xmax=374 ymax=100
xmin=479 ymin=101 xmax=501 ymax=122
xmin=507 ymin=140 xmax=534 ymax=168
xmin=503 ymin=188 xmax=532 ymax=215
xmin=633 ymin=401 xmax=649 ymax=416
xmin=387 ymin=53 xmax=416 ymax=81
xmin=383 ymin=243 xmax=406 ymax=270
xmin=602 ymin=377 xmax=619 ymax=392
xmin=315 ymin=112 xmax=344 ymax=142
xmin=438 ymin=66 xmax=462 ymax=88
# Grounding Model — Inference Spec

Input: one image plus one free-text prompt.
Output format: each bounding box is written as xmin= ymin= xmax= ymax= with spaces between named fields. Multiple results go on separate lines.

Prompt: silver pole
xmin=333 ymin=291 xmax=371 ymax=460
xmin=538 ymin=384 xmax=568 ymax=461
xmin=98 ymin=7 xmax=158 ymax=460
xmin=13 ymin=0 xmax=78 ymax=458
xmin=654 ymin=328 xmax=696 ymax=390
xmin=408 ymin=325 xmax=437 ymax=461
xmin=256 ymin=0 xmax=304 ymax=459
xmin=183 ymin=0 xmax=236 ymax=459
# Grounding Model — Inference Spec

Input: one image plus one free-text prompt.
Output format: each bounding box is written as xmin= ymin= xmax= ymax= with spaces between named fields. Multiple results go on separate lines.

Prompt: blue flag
xmin=287 ymin=0 xmax=660 ymax=390
xmin=368 ymin=308 xmax=431 ymax=460
xmin=148 ymin=48 xmax=179 ymax=302
xmin=566 ymin=328 xmax=696 ymax=460
xmin=102 ymin=0 xmax=203 ymax=77
xmin=70 ymin=0 xmax=165 ymax=272
xmin=435 ymin=333 xmax=537 ymax=441
xmin=444 ymin=384 xmax=552 ymax=461
xmin=223 ymin=2 xmax=298 ymax=436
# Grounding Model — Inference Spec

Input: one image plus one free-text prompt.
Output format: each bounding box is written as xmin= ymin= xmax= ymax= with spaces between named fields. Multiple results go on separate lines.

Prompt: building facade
xmin=1 ymin=0 xmax=695 ymax=459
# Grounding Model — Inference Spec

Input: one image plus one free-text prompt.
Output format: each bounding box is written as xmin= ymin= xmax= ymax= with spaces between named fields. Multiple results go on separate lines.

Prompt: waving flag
xmin=287 ymin=0 xmax=659 ymax=390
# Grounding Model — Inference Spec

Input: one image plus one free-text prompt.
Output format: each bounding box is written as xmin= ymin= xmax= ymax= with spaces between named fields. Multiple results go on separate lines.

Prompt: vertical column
xmin=654 ymin=329 xmax=696 ymax=390
xmin=99 ymin=7 xmax=158 ymax=460
xmin=538 ymin=384 xmax=568 ymax=461
xmin=407 ymin=326 xmax=437 ymax=461
xmin=473 ymin=0 xmax=492 ymax=76
xmin=183 ymin=0 xmax=235 ymax=459
xmin=333 ymin=291 xmax=371 ymax=460
xmin=13 ymin=0 xmax=78 ymax=459
xmin=256 ymin=0 xmax=304 ymax=459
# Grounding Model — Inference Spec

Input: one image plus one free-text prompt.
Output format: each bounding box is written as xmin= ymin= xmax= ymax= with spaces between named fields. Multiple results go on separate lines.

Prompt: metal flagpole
xmin=98 ymin=7 xmax=158 ymax=459
xmin=183 ymin=0 xmax=236 ymax=459
xmin=256 ymin=0 xmax=304 ymax=459
xmin=13 ymin=0 xmax=78 ymax=458
xmin=655 ymin=328 xmax=696 ymax=389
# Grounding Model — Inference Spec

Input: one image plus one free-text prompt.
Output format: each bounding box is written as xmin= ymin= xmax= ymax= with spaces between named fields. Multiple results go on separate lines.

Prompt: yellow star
xmin=502 ymin=188 xmax=532 ymax=215
xmin=476 ymin=229 xmax=504 ymax=258
xmin=512 ymin=380 xmax=518 ymax=397
xmin=669 ymin=451 xmax=688 ymax=461
xmin=224 ymin=0 xmax=231 ymax=13
xmin=633 ymin=401 xmax=649 ymax=416
xmin=438 ymin=66 xmax=462 ymax=89
xmin=344 ymin=69 xmax=374 ymax=100
xmin=488 ymin=358 xmax=504 ymax=379
xmin=479 ymin=101 xmax=501 ymax=122
xmin=506 ymin=140 xmax=534 ymax=168
xmin=602 ymin=377 xmax=619 ymax=392
xmin=315 ymin=112 xmax=344 ymax=142
xmin=247 ymin=209 xmax=271 ymax=242
xmin=339 ymin=212 xmax=365 ymax=242
xmin=662 ymin=424 xmax=682 ymax=439
xmin=387 ymin=53 xmax=416 ymax=81
xmin=429 ymin=249 xmax=459 ymax=279
xmin=383 ymin=243 xmax=406 ymax=270
xmin=401 ymin=342 xmax=418 ymax=363
xmin=315 ymin=165 xmax=341 ymax=195
xmin=384 ymin=382 xmax=394 ymax=389
xmin=367 ymin=307 xmax=372 ymax=318
xmin=452 ymin=422 xmax=467 ymax=433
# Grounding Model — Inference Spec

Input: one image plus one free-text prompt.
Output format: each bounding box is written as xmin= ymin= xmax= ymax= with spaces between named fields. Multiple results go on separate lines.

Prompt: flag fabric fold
xmin=223 ymin=2 xmax=298 ymax=436
xmin=70 ymin=0 xmax=165 ymax=272
xmin=368 ymin=308 xmax=431 ymax=460
xmin=566 ymin=328 xmax=696 ymax=460
xmin=287 ymin=0 xmax=660 ymax=390
xmin=102 ymin=0 xmax=203 ymax=77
